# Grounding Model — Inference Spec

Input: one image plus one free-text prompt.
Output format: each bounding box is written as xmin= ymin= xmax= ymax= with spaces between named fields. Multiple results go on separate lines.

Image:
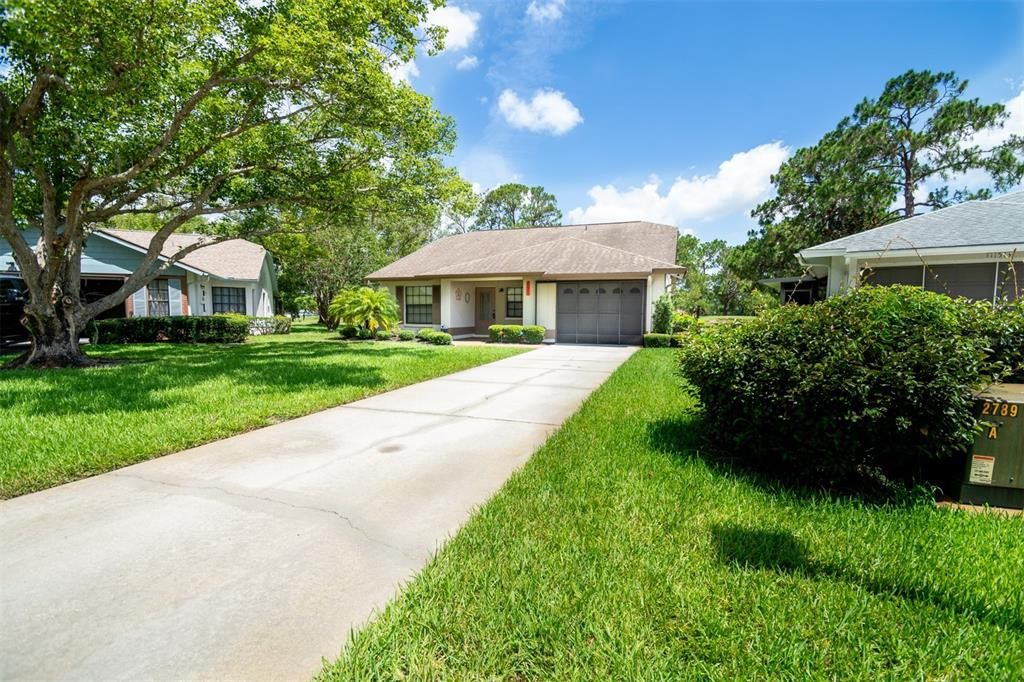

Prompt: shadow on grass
xmin=710 ymin=523 xmax=1023 ymax=632
xmin=0 ymin=338 xmax=445 ymax=417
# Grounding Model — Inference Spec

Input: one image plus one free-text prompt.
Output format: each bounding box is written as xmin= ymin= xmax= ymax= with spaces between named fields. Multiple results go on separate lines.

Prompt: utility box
xmin=960 ymin=383 xmax=1024 ymax=509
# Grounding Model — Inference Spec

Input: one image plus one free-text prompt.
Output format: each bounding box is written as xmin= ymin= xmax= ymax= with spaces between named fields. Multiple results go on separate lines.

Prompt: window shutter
xmin=132 ymin=288 xmax=147 ymax=317
xmin=168 ymin=279 xmax=182 ymax=315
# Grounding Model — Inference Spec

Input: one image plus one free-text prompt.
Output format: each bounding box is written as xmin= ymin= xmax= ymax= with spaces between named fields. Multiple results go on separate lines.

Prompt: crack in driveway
xmin=111 ymin=471 xmax=417 ymax=561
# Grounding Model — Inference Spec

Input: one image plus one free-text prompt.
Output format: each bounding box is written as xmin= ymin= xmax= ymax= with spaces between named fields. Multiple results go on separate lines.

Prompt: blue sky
xmin=400 ymin=0 xmax=1024 ymax=244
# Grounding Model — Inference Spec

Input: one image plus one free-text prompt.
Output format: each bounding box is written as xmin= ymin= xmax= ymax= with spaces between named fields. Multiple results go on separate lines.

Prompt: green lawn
xmin=0 ymin=324 xmax=527 ymax=498
xmin=320 ymin=349 xmax=1024 ymax=680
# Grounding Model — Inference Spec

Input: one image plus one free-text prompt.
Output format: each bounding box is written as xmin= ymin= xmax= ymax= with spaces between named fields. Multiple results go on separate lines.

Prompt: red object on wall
xmin=525 ymin=280 xmax=531 ymax=296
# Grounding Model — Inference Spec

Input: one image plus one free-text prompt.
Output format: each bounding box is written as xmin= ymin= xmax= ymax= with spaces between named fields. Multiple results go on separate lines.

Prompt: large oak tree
xmin=0 ymin=0 xmax=455 ymax=367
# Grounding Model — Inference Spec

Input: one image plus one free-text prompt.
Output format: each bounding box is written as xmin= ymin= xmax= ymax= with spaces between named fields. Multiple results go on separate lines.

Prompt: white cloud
xmin=526 ymin=0 xmax=565 ymax=23
xmin=497 ymin=88 xmax=583 ymax=135
xmin=386 ymin=59 xmax=420 ymax=84
xmin=428 ymin=6 xmax=480 ymax=52
xmin=458 ymin=148 xmax=521 ymax=191
xmin=566 ymin=142 xmax=791 ymax=227
xmin=456 ymin=55 xmax=479 ymax=71
xmin=969 ymin=88 xmax=1023 ymax=150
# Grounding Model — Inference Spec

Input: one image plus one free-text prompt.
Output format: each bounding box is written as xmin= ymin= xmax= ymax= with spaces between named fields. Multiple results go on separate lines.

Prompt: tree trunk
xmin=5 ymin=300 xmax=92 ymax=369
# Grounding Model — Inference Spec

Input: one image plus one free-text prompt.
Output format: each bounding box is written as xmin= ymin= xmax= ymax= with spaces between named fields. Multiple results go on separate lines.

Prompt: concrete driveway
xmin=0 ymin=344 xmax=635 ymax=681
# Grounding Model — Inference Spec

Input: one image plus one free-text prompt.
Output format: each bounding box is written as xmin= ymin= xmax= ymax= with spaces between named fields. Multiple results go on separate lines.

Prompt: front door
xmin=475 ymin=287 xmax=496 ymax=334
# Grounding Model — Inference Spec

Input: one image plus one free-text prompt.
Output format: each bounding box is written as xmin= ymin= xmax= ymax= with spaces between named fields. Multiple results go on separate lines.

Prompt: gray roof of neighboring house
xmin=800 ymin=190 xmax=1024 ymax=257
xmin=99 ymin=228 xmax=271 ymax=281
xmin=368 ymin=221 xmax=683 ymax=280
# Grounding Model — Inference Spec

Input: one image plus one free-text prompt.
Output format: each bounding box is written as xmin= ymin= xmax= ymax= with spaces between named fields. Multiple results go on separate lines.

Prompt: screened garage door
xmin=556 ymin=280 xmax=645 ymax=345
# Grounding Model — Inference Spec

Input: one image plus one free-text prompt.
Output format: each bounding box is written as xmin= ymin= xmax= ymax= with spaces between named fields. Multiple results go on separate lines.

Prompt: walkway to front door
xmin=0 ymin=345 xmax=636 ymax=682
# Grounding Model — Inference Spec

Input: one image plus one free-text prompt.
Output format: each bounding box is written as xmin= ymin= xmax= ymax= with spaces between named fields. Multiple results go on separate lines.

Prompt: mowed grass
xmin=321 ymin=349 xmax=1024 ymax=680
xmin=0 ymin=323 xmax=527 ymax=498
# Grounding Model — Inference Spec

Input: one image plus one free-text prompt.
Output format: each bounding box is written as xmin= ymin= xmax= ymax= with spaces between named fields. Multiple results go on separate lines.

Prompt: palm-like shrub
xmin=329 ymin=287 xmax=399 ymax=333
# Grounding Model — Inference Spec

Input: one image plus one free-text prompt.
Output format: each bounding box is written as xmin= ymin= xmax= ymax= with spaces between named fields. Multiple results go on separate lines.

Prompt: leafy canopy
xmin=0 ymin=0 xmax=454 ymax=324
xmin=474 ymin=183 xmax=561 ymax=229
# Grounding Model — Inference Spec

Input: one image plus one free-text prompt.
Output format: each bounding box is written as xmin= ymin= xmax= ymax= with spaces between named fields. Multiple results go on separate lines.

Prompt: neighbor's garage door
xmin=556 ymin=281 xmax=645 ymax=345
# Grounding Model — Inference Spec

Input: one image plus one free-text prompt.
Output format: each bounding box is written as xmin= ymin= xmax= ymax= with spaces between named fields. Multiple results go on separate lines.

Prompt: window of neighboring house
xmin=405 ymin=286 xmax=433 ymax=324
xmin=212 ymin=286 xmax=246 ymax=314
xmin=505 ymin=286 xmax=523 ymax=318
xmin=147 ymin=279 xmax=170 ymax=316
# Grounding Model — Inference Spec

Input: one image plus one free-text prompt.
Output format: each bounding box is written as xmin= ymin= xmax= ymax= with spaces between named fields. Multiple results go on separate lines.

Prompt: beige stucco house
xmin=367 ymin=221 xmax=685 ymax=344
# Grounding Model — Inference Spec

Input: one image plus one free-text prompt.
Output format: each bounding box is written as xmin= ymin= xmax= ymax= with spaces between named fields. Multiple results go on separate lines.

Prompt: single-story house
xmin=1 ymin=228 xmax=276 ymax=328
xmin=792 ymin=190 xmax=1023 ymax=303
xmin=367 ymin=221 xmax=685 ymax=344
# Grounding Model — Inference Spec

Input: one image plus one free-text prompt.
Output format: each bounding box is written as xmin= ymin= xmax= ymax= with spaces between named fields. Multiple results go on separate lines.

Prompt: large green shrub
xmin=374 ymin=330 xmax=392 ymax=341
xmin=416 ymin=328 xmax=438 ymax=341
xmin=91 ymin=315 xmax=248 ymax=344
xmin=677 ymin=286 xmax=1020 ymax=494
xmin=427 ymin=331 xmax=452 ymax=345
xmin=652 ymin=294 xmax=673 ymax=334
xmin=397 ymin=329 xmax=415 ymax=341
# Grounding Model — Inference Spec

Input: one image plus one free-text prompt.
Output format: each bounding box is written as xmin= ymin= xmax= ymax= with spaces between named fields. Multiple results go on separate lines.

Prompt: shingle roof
xmin=99 ymin=228 xmax=270 ymax=281
xmin=368 ymin=221 xmax=683 ymax=279
xmin=800 ymin=190 xmax=1024 ymax=257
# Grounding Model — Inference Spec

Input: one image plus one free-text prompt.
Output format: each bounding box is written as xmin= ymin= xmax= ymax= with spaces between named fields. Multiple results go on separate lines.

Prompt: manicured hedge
xmin=374 ymin=330 xmax=392 ymax=341
xmin=397 ymin=330 xmax=415 ymax=341
xmin=90 ymin=315 xmax=248 ymax=344
xmin=427 ymin=331 xmax=452 ymax=345
xmin=489 ymin=324 xmax=545 ymax=344
xmin=676 ymin=285 xmax=1024 ymax=495
xmin=643 ymin=333 xmax=672 ymax=348
xmin=416 ymin=328 xmax=439 ymax=341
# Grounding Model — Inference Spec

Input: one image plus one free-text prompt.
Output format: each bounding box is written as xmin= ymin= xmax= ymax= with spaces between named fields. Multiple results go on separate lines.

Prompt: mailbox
xmin=960 ymin=383 xmax=1024 ymax=509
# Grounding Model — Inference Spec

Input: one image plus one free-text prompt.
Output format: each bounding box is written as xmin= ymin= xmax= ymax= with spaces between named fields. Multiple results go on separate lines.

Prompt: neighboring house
xmin=368 ymin=221 xmax=685 ymax=344
xmin=791 ymin=191 xmax=1024 ymax=303
xmin=0 ymin=228 xmax=276 ymax=330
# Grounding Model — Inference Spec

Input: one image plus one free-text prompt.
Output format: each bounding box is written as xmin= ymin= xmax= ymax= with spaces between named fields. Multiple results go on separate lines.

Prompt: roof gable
xmin=97 ymin=229 xmax=270 ymax=281
xmin=369 ymin=221 xmax=682 ymax=279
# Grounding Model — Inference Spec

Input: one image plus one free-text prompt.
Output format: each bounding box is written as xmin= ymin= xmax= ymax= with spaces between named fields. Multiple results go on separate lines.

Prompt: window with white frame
xmin=212 ymin=286 xmax=246 ymax=314
xmin=405 ymin=286 xmax=433 ymax=324
xmin=147 ymin=279 xmax=170 ymax=316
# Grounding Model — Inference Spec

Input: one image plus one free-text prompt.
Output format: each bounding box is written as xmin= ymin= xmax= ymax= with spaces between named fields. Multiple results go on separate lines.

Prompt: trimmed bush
xmin=643 ymin=333 xmax=672 ymax=348
xmin=91 ymin=315 xmax=248 ymax=344
xmin=397 ymin=329 xmax=415 ymax=341
xmin=652 ymin=294 xmax=673 ymax=334
xmin=374 ymin=330 xmax=392 ymax=341
xmin=356 ymin=327 xmax=374 ymax=340
xmin=489 ymin=324 xmax=540 ymax=343
xmin=427 ymin=331 xmax=452 ymax=345
xmin=677 ymin=285 xmax=1021 ymax=495
xmin=339 ymin=325 xmax=359 ymax=339
xmin=416 ymin=328 xmax=438 ymax=341
xmin=522 ymin=325 xmax=545 ymax=344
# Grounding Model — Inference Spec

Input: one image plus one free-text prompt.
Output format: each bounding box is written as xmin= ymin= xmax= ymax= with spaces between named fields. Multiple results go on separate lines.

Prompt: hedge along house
xmin=794 ymin=191 xmax=1024 ymax=303
xmin=0 ymin=228 xmax=277 ymax=322
xmin=367 ymin=221 xmax=686 ymax=344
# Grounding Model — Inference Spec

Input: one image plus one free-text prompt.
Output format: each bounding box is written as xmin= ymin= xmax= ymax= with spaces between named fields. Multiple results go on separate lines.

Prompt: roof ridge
xmin=559 ymin=235 xmax=681 ymax=268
